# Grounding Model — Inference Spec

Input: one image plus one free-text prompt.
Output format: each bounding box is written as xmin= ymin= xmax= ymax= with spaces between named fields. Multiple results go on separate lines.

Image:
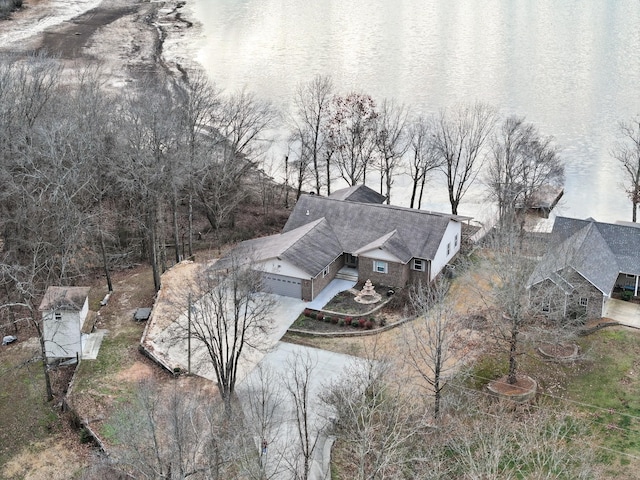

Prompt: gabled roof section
xmin=216 ymin=218 xmax=342 ymax=277
xmin=39 ymin=286 xmax=90 ymax=312
xmin=284 ymin=194 xmax=466 ymax=262
xmin=528 ymin=216 xmax=640 ymax=294
xmin=328 ymin=184 xmax=387 ymax=204
xmin=354 ymin=230 xmax=413 ymax=263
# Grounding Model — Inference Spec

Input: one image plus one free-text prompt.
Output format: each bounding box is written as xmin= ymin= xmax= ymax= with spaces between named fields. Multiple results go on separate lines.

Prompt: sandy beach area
xmin=0 ymin=0 xmax=205 ymax=89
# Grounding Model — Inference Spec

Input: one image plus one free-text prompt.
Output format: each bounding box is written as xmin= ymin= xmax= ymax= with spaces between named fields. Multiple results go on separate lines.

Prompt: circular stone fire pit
xmin=354 ymin=279 xmax=382 ymax=305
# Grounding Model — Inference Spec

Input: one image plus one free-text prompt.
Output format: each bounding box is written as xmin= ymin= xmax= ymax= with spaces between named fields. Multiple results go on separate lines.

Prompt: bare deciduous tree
xmin=182 ymin=260 xmax=275 ymax=414
xmin=327 ymin=92 xmax=378 ymax=186
xmin=110 ymin=379 xmax=243 ymax=479
xmin=407 ymin=115 xmax=441 ymax=209
xmin=402 ymin=278 xmax=463 ymax=419
xmin=375 ymin=99 xmax=410 ymax=204
xmin=433 ymin=102 xmax=497 ymax=214
xmin=282 ymin=350 xmax=323 ymax=480
xmin=487 ymin=115 xmax=563 ymax=225
xmin=611 ymin=116 xmax=640 ymax=222
xmin=323 ymin=356 xmax=420 ymax=480
xmin=291 ymin=75 xmax=334 ymax=195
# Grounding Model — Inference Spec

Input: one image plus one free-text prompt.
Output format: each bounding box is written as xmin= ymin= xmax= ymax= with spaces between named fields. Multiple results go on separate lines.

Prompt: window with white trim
xmin=454 ymin=234 xmax=458 ymax=247
xmin=579 ymin=297 xmax=588 ymax=307
xmin=412 ymin=259 xmax=425 ymax=271
xmin=446 ymin=243 xmax=451 ymax=255
xmin=322 ymin=267 xmax=329 ymax=278
xmin=54 ymin=312 xmax=62 ymax=321
xmin=373 ymin=260 xmax=388 ymax=274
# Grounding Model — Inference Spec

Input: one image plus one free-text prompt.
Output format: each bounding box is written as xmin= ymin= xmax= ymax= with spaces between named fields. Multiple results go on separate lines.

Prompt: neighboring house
xmin=217 ymin=186 xmax=469 ymax=300
xmin=527 ymin=216 xmax=640 ymax=320
xmin=327 ymin=184 xmax=387 ymax=204
xmin=39 ymin=286 xmax=91 ymax=361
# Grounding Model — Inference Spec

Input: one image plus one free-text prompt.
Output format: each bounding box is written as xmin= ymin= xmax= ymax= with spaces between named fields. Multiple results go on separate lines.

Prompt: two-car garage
xmin=262 ymin=273 xmax=302 ymax=299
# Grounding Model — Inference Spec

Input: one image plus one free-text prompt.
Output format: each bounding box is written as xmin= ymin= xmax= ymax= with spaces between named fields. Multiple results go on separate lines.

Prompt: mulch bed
xmin=538 ymin=342 xmax=578 ymax=359
xmin=488 ymin=375 xmax=537 ymax=395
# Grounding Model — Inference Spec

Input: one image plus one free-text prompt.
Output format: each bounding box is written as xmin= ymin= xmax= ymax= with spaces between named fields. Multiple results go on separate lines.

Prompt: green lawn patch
xmin=565 ymin=329 xmax=640 ymax=464
xmin=0 ymin=351 xmax=63 ymax=466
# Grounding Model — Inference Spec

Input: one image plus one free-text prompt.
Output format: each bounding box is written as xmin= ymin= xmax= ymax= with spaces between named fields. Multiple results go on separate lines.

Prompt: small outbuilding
xmin=39 ymin=286 xmax=91 ymax=361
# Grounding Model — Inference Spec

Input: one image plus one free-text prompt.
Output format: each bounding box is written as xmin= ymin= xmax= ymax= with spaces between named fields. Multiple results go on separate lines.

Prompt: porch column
xmin=635 ymin=275 xmax=639 ymax=297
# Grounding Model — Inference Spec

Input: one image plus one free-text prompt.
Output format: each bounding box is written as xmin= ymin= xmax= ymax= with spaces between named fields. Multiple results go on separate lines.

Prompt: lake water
xmin=190 ymin=0 xmax=640 ymax=224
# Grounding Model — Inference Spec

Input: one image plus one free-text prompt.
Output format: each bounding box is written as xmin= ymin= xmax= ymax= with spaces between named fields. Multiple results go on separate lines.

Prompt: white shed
xmin=38 ymin=286 xmax=91 ymax=361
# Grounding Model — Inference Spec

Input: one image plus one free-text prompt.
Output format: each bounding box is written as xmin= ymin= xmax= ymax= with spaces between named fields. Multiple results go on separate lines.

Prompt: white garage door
xmin=262 ymin=273 xmax=303 ymax=299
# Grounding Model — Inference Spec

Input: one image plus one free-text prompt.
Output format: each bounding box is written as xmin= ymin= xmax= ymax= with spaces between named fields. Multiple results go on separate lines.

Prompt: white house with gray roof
xmin=218 ymin=188 xmax=469 ymax=300
xmin=527 ymin=216 xmax=640 ymax=319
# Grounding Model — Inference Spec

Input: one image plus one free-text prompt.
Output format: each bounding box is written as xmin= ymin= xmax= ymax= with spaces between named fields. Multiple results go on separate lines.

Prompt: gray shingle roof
xmin=216 ymin=218 xmax=343 ymax=277
xmin=328 ymin=185 xmax=387 ymax=204
xmin=528 ymin=216 xmax=640 ymax=294
xmin=284 ymin=194 xmax=464 ymax=262
xmin=39 ymin=286 xmax=91 ymax=312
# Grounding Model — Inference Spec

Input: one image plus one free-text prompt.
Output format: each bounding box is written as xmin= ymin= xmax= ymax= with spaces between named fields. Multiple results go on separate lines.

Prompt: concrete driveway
xmin=603 ymin=298 xmax=640 ymax=328
xmin=148 ymin=293 xmax=306 ymax=382
xmin=237 ymin=341 xmax=362 ymax=480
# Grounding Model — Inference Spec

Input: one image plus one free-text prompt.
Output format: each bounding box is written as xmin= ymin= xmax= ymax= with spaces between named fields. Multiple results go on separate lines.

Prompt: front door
xmin=344 ymin=253 xmax=358 ymax=268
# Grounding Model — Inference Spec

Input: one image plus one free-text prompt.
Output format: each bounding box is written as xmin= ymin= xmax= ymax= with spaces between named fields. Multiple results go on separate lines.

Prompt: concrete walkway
xmin=306 ymin=279 xmax=356 ymax=310
xmin=81 ymin=329 xmax=108 ymax=360
xmin=604 ymin=298 xmax=640 ymax=328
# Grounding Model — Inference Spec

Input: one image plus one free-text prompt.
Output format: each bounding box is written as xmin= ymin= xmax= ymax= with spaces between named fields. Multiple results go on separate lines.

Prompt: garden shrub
xmin=309 ymin=311 xmax=317 ymax=320
xmin=331 ymin=316 xmax=339 ymax=324
xmin=365 ymin=320 xmax=374 ymax=329
xmin=303 ymin=308 xmax=312 ymax=316
xmin=317 ymin=312 xmax=324 ymax=321
xmin=338 ymin=319 xmax=345 ymax=326
xmin=358 ymin=318 xmax=366 ymax=328
xmin=345 ymin=316 xmax=352 ymax=326
xmin=621 ymin=290 xmax=633 ymax=301
xmin=323 ymin=315 xmax=331 ymax=323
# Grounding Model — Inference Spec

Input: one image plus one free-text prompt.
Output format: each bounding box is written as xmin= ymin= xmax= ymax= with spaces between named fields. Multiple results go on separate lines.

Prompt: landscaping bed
xmin=292 ymin=309 xmax=387 ymax=332
xmin=321 ymin=284 xmax=395 ymax=315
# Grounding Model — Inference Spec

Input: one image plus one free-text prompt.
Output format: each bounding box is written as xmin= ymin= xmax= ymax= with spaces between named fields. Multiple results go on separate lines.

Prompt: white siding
xmin=43 ymin=310 xmax=83 ymax=359
xmin=430 ymin=220 xmax=462 ymax=281
xmin=255 ymin=259 xmax=310 ymax=279
xmin=357 ymin=249 xmax=402 ymax=263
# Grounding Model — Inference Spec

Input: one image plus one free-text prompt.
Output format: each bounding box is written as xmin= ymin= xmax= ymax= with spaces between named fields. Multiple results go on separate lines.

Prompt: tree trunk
xmin=633 ymin=201 xmax=637 ymax=223
xmin=508 ymin=316 xmax=518 ymax=385
xmin=418 ymin=173 xmax=427 ymax=209
xmin=188 ymin=193 xmax=193 ymax=258
xmin=33 ymin=318 xmax=54 ymax=401
xmin=148 ymin=208 xmax=161 ymax=292
xmin=325 ymin=152 xmax=331 ymax=196
xmin=172 ymin=187 xmax=180 ymax=264
xmin=99 ymin=227 xmax=113 ymax=292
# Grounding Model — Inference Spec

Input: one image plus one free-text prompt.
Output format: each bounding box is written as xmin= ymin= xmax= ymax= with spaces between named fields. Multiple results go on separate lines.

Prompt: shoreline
xmin=0 ymin=0 xmax=207 ymax=90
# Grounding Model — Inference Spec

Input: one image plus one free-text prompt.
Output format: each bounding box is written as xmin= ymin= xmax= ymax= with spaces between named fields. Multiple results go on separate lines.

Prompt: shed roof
xmin=38 ymin=286 xmax=91 ymax=312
